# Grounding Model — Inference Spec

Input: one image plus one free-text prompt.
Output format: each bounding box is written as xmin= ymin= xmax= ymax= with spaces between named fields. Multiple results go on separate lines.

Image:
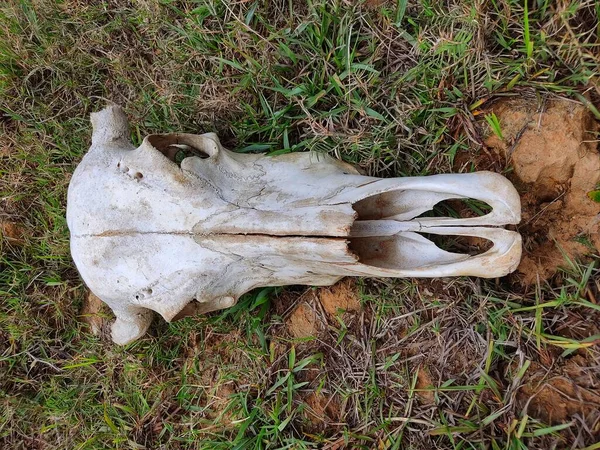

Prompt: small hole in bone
xmin=134 ymin=172 xmax=143 ymax=180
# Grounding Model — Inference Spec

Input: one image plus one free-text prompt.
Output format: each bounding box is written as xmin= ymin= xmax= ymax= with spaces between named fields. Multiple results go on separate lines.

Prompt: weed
xmin=484 ymin=112 xmax=504 ymax=141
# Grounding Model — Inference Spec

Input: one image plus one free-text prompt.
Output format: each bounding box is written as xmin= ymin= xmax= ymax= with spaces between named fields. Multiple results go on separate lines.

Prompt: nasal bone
xmin=344 ymin=170 xmax=521 ymax=237
xmin=349 ymin=217 xmax=508 ymax=238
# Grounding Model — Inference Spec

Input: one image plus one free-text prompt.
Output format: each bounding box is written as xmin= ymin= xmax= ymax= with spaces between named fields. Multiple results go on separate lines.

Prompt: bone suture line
xmin=350 ymin=220 xmax=421 ymax=236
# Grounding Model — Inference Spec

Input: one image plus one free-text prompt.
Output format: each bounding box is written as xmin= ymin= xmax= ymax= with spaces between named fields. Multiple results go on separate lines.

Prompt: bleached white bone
xmin=67 ymin=106 xmax=522 ymax=344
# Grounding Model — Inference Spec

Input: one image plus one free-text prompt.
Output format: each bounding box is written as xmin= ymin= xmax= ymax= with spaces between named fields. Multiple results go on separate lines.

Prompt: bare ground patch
xmin=78 ymin=291 xmax=108 ymax=337
xmin=515 ymin=354 xmax=600 ymax=427
xmin=484 ymin=97 xmax=600 ymax=284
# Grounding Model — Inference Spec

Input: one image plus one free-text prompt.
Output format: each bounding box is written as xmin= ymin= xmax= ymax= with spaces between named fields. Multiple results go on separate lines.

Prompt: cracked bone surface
xmin=67 ymin=106 xmax=522 ymax=344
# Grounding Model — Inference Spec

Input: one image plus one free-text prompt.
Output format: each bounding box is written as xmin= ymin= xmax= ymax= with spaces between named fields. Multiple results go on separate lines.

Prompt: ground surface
xmin=1 ymin=1 xmax=600 ymax=449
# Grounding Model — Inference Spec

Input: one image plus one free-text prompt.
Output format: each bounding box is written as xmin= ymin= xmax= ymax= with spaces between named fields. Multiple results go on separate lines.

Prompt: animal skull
xmin=67 ymin=106 xmax=522 ymax=344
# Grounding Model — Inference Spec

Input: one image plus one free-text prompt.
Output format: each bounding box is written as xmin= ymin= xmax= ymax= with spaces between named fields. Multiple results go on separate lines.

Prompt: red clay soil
xmin=484 ymin=98 xmax=600 ymax=284
xmin=514 ymin=355 xmax=600 ymax=425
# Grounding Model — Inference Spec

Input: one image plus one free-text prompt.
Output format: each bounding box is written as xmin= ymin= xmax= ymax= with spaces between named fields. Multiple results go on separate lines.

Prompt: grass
xmin=1 ymin=0 xmax=599 ymax=448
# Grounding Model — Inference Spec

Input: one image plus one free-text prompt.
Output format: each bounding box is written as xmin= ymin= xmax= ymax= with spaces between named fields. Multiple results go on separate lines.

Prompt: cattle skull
xmin=67 ymin=106 xmax=522 ymax=344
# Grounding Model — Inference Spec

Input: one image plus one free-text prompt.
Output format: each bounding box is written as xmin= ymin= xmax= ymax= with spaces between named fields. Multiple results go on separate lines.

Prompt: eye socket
xmin=174 ymin=150 xmax=187 ymax=165
xmin=170 ymin=144 xmax=210 ymax=166
xmin=147 ymin=135 xmax=211 ymax=165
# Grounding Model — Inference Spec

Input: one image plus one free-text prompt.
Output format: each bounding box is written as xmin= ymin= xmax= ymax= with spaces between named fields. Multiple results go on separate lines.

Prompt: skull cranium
xmin=67 ymin=106 xmax=522 ymax=344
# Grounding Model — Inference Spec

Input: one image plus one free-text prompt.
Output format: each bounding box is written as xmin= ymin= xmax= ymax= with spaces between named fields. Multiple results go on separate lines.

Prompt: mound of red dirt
xmin=515 ymin=355 xmax=600 ymax=426
xmin=318 ymin=279 xmax=361 ymax=317
xmin=484 ymin=98 xmax=600 ymax=284
xmin=287 ymin=301 xmax=320 ymax=338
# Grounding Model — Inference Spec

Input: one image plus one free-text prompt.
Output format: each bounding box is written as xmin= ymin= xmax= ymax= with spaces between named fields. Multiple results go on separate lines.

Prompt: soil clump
xmin=483 ymin=98 xmax=600 ymax=284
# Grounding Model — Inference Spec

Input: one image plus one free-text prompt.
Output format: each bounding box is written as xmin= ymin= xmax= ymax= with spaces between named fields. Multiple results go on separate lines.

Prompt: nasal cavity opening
xmin=348 ymin=234 xmax=494 ymax=269
xmin=148 ymin=135 xmax=212 ymax=166
xmin=417 ymin=233 xmax=493 ymax=256
xmin=416 ymin=198 xmax=492 ymax=219
xmin=352 ymin=191 xmax=408 ymax=220
xmin=352 ymin=193 xmax=492 ymax=222
xmin=350 ymin=195 xmax=493 ymax=238
xmin=348 ymin=194 xmax=494 ymax=268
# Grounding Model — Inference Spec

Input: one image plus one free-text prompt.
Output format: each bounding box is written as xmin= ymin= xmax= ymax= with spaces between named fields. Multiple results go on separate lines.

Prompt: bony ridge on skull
xmin=67 ymin=105 xmax=522 ymax=344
